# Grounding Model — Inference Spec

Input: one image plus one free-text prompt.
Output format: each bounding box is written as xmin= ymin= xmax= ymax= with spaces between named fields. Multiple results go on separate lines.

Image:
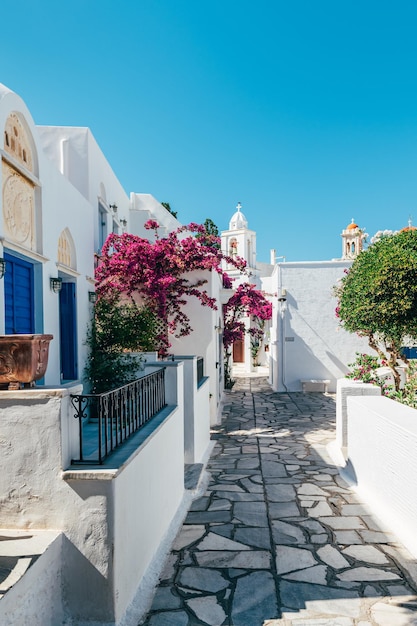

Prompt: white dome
xmin=229 ymin=202 xmax=248 ymax=230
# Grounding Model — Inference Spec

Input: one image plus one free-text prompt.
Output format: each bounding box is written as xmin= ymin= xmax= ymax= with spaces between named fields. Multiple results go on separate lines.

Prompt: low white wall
xmin=164 ymin=356 xmax=211 ymax=464
xmin=336 ymin=378 xmax=381 ymax=456
xmin=345 ymin=395 xmax=417 ymax=558
xmin=112 ymin=403 xmax=184 ymax=622
xmin=194 ymin=377 xmax=211 ymax=464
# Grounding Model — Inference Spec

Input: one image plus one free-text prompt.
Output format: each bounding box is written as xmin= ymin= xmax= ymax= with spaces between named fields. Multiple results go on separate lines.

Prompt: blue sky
xmin=2 ymin=1 xmax=417 ymax=262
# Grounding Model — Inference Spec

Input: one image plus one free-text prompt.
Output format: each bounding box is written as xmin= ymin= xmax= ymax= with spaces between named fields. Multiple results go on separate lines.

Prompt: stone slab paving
xmin=141 ymin=377 xmax=417 ymax=626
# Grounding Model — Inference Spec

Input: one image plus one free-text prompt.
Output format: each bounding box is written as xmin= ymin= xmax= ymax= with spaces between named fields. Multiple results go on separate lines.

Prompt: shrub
xmin=84 ymin=296 xmax=159 ymax=393
xmin=347 ymin=352 xmax=417 ymax=409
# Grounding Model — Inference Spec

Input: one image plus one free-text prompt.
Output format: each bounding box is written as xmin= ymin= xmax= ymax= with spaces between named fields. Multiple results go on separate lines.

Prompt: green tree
xmin=161 ymin=202 xmax=178 ymax=219
xmin=335 ymin=229 xmax=417 ymax=390
xmin=201 ymin=218 xmax=220 ymax=249
xmin=203 ymin=218 xmax=219 ymax=237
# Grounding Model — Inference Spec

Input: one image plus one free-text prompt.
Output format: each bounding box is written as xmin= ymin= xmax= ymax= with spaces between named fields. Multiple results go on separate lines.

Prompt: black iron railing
xmin=70 ymin=368 xmax=166 ymax=464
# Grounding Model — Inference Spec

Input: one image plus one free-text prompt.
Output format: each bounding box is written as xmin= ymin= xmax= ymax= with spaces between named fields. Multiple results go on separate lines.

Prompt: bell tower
xmin=221 ymin=202 xmax=259 ymax=286
xmin=341 ymin=219 xmax=364 ymax=260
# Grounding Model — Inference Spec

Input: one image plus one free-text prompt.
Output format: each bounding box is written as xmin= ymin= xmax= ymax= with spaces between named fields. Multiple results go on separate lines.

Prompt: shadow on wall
xmin=280 ymin=295 xmax=349 ymax=391
xmin=325 ymin=350 xmax=350 ymax=377
xmin=281 ymin=307 xmax=333 ymax=391
xmin=61 ymin=534 xmax=114 ymax=623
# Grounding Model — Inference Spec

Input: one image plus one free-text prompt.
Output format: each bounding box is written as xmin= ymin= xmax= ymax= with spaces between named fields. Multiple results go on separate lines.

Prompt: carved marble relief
xmin=3 ymin=113 xmax=33 ymax=172
xmin=2 ymin=161 xmax=35 ymax=250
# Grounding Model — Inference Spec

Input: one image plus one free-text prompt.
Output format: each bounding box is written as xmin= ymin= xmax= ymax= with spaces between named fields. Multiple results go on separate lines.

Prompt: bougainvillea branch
xmin=95 ymin=220 xmax=247 ymax=355
xmin=223 ymin=283 xmax=272 ymax=350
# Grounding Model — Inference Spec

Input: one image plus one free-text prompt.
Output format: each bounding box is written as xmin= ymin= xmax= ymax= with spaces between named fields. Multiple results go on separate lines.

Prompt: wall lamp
xmin=120 ymin=218 xmax=127 ymax=228
xmin=0 ymin=258 xmax=6 ymax=279
xmin=50 ymin=277 xmax=63 ymax=293
xmin=88 ymin=291 xmax=98 ymax=304
xmin=109 ymin=203 xmax=118 ymax=213
xmin=278 ymin=288 xmax=287 ymax=302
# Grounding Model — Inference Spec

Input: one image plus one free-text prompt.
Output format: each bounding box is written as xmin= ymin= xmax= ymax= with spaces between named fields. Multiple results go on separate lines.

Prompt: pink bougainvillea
xmin=95 ymin=221 xmax=246 ymax=355
xmin=223 ymin=283 xmax=272 ymax=350
xmin=144 ymin=219 xmax=160 ymax=232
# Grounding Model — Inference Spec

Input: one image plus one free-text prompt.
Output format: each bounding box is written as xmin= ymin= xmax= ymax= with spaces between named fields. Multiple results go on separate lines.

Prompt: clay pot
xmin=0 ymin=334 xmax=53 ymax=390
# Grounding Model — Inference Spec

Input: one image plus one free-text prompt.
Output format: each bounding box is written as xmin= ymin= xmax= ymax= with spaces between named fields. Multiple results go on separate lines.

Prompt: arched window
xmin=58 ymin=228 xmax=77 ymax=270
xmin=229 ymin=237 xmax=238 ymax=256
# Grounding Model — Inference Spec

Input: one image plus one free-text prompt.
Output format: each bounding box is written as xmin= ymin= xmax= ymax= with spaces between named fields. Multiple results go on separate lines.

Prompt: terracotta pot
xmin=0 ymin=334 xmax=53 ymax=390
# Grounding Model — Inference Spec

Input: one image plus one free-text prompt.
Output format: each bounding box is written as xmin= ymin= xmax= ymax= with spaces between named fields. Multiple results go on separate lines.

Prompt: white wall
xmin=112 ymin=405 xmax=184 ymax=622
xmin=170 ymin=269 xmax=224 ymax=425
xmin=37 ymin=125 xmax=131 ymax=233
xmin=271 ymin=261 xmax=369 ymax=392
xmin=335 ymin=378 xmax=381 ymax=456
xmin=38 ymin=159 xmax=95 ymax=385
xmin=130 ymin=193 xmax=181 ymax=239
xmin=344 ymin=395 xmax=417 ymax=559
xmin=168 ymin=356 xmax=211 ymax=464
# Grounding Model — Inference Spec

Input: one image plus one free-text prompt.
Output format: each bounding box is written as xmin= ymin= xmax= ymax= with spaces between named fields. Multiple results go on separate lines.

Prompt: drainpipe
xmin=277 ymin=264 xmax=288 ymax=392
xmin=279 ymin=298 xmax=288 ymax=392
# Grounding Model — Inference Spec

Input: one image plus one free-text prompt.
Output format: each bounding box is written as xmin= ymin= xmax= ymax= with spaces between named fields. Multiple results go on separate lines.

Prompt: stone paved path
xmin=141 ymin=377 xmax=417 ymax=625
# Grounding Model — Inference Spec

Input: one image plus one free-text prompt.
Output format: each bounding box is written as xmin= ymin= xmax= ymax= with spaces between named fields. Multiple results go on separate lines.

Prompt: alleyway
xmin=142 ymin=377 xmax=417 ymax=626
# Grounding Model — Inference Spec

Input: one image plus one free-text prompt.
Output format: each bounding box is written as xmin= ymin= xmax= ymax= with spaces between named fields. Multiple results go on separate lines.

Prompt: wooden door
xmin=233 ymin=339 xmax=244 ymax=363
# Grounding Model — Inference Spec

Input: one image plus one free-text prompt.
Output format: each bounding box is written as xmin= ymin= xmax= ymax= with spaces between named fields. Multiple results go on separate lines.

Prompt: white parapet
xmin=336 ymin=378 xmax=381 ymax=457
xmin=345 ymin=395 xmax=417 ymax=559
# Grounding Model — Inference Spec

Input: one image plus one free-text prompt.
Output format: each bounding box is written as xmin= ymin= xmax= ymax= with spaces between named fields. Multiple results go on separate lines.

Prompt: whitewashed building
xmin=265 ymin=219 xmax=369 ymax=392
xmin=0 ymin=83 xmax=217 ymax=625
xmin=268 ymin=258 xmax=368 ymax=393
xmin=0 ymin=83 xmax=189 ymax=387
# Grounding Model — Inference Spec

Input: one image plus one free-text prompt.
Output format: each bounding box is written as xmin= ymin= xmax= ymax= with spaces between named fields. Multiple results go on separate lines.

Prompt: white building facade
xmin=266 ymin=218 xmax=369 ymax=392
xmin=269 ymin=259 xmax=368 ymax=393
xmin=0 ymin=84 xmax=185 ymax=388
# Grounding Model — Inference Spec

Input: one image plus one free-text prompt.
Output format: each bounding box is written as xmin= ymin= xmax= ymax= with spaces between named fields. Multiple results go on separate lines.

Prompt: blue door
xmin=4 ymin=253 xmax=34 ymax=334
xmin=59 ymin=282 xmax=78 ymax=381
